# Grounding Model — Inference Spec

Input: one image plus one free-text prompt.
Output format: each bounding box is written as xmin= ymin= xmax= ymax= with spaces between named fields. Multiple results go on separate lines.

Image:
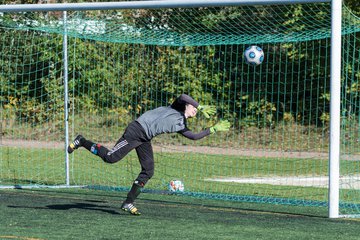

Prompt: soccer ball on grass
xmin=243 ymin=45 xmax=264 ymax=66
xmin=168 ymin=180 xmax=184 ymax=192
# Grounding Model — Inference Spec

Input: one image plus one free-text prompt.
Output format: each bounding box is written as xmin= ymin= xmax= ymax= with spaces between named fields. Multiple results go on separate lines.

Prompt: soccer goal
xmin=1 ymin=0 xmax=359 ymax=218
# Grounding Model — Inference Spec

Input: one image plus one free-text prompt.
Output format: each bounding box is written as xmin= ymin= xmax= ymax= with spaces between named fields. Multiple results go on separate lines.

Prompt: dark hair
xmin=170 ymin=98 xmax=186 ymax=112
xmin=170 ymin=94 xmax=199 ymax=112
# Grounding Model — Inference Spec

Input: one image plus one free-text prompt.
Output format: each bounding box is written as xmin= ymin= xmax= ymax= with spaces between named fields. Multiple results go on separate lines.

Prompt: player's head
xmin=171 ymin=95 xmax=198 ymax=118
xmin=171 ymin=94 xmax=198 ymax=110
xmin=184 ymin=103 xmax=198 ymax=118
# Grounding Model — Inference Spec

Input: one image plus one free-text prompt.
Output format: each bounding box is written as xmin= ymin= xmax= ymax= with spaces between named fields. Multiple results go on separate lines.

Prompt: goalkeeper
xmin=67 ymin=94 xmax=230 ymax=215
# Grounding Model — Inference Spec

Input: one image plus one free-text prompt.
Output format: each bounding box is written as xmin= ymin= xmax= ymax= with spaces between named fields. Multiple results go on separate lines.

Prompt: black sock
xmin=81 ymin=139 xmax=102 ymax=155
xmin=82 ymin=139 xmax=95 ymax=151
xmin=80 ymin=138 xmax=110 ymax=158
xmin=125 ymin=182 xmax=143 ymax=203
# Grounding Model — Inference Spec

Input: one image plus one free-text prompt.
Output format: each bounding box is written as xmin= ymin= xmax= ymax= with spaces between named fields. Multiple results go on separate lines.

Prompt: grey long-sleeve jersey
xmin=136 ymin=106 xmax=210 ymax=140
xmin=136 ymin=106 xmax=186 ymax=139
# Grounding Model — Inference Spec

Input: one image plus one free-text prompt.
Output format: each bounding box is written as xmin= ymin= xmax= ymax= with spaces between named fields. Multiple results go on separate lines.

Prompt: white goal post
xmin=0 ymin=0 xmax=332 ymax=12
xmin=0 ymin=0 xmax=342 ymax=218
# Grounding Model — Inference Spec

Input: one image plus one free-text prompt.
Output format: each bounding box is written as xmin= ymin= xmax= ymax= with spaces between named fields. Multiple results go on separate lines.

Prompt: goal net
xmin=1 ymin=1 xmax=360 ymax=217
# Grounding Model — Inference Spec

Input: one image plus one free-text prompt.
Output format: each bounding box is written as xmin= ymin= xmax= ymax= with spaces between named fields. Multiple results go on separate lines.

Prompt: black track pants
xmin=97 ymin=121 xmax=154 ymax=185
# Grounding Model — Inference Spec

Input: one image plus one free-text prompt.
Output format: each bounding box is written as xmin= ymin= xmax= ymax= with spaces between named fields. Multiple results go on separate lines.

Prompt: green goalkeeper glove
xmin=197 ymin=105 xmax=217 ymax=119
xmin=209 ymin=120 xmax=231 ymax=134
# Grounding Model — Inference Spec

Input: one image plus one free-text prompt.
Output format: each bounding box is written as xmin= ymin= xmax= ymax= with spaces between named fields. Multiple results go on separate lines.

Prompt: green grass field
xmin=2 ymin=146 xmax=360 ymax=214
xmin=1 ymin=146 xmax=333 ymax=201
xmin=1 ymin=188 xmax=360 ymax=240
xmin=2 ymin=146 xmax=360 ymax=239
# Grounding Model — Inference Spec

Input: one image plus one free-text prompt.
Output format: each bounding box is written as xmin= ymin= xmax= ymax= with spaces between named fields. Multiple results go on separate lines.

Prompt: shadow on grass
xmin=4 ymin=188 xmax=328 ymax=218
xmin=8 ymin=201 xmax=120 ymax=215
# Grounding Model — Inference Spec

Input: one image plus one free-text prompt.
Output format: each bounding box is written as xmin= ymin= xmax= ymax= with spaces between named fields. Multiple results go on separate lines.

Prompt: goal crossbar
xmin=0 ymin=0 xmax=331 ymax=13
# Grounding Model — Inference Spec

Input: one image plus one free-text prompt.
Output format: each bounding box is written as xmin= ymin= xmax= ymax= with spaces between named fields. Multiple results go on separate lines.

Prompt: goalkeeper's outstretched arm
xmin=179 ymin=120 xmax=231 ymax=140
xmin=179 ymin=128 xmax=211 ymax=140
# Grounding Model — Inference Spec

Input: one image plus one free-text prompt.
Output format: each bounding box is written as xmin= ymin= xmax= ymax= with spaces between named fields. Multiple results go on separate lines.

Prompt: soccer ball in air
xmin=168 ymin=180 xmax=184 ymax=192
xmin=243 ymin=45 xmax=264 ymax=66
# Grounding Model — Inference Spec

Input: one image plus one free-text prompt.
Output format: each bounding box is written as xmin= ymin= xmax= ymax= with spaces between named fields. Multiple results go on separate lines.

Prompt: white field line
xmin=205 ymin=175 xmax=360 ymax=189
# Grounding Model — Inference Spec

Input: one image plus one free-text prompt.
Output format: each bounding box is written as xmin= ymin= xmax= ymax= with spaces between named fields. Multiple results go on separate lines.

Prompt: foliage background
xmin=1 ymin=0 xmax=360 ymax=153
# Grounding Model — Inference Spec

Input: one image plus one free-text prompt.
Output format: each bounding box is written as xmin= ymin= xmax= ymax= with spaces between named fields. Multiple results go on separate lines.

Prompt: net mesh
xmin=2 ymin=4 xmax=359 ymax=45
xmin=1 ymin=2 xmax=360 ymax=216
